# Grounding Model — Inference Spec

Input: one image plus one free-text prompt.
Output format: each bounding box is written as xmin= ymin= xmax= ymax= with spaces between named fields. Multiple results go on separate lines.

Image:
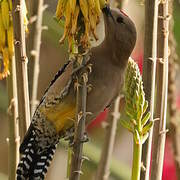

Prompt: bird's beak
xmin=102 ymin=5 xmax=115 ymax=23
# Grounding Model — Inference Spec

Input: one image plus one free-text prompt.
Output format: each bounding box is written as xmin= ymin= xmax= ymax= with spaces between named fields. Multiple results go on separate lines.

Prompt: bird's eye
xmin=116 ymin=16 xmax=124 ymax=23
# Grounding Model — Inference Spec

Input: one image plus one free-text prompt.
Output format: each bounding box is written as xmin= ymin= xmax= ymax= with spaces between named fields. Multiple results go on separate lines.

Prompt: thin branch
xmin=30 ymin=0 xmax=45 ymax=117
xmin=7 ymin=56 xmax=20 ymax=180
xmin=151 ymin=1 xmax=169 ymax=179
xmin=95 ymin=96 xmax=120 ymax=180
xmin=26 ymin=0 xmax=38 ymax=95
xmin=12 ymin=0 xmax=30 ymax=139
xmin=151 ymin=61 xmax=164 ymax=178
xmin=141 ymin=0 xmax=159 ymax=179
xmin=168 ymin=1 xmax=180 ymax=179
xmin=70 ymin=70 xmax=88 ymax=180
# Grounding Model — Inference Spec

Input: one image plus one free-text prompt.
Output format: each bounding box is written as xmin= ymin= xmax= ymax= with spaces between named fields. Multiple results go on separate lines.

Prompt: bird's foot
xmin=68 ymin=131 xmax=89 ymax=147
xmin=80 ymin=132 xmax=89 ymax=143
xmin=64 ymin=128 xmax=75 ymax=145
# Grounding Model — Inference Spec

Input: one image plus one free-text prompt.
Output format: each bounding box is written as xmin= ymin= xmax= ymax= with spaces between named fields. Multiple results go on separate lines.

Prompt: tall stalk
xmin=70 ymin=64 xmax=88 ymax=180
xmin=151 ymin=1 xmax=169 ymax=179
xmin=95 ymin=96 xmax=120 ymax=180
xmin=121 ymin=58 xmax=152 ymax=180
xmin=26 ymin=0 xmax=38 ymax=94
xmin=141 ymin=0 xmax=159 ymax=179
xmin=30 ymin=0 xmax=45 ymax=117
xmin=7 ymin=57 xmax=20 ymax=180
xmin=12 ymin=0 xmax=30 ymax=139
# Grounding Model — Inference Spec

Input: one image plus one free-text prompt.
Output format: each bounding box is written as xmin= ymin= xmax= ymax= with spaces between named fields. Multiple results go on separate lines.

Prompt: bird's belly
xmin=86 ymin=73 xmax=119 ymax=123
xmin=40 ymin=101 xmax=76 ymax=133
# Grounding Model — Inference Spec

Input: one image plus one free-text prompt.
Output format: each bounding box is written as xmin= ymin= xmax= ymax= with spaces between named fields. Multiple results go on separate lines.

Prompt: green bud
xmin=120 ymin=119 xmax=134 ymax=133
xmin=141 ymin=133 xmax=149 ymax=144
xmin=142 ymin=121 xmax=153 ymax=135
xmin=141 ymin=112 xmax=151 ymax=127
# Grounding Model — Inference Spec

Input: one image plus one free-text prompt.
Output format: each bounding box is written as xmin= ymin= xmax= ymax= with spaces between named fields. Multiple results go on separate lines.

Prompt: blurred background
xmin=0 ymin=0 xmax=180 ymax=179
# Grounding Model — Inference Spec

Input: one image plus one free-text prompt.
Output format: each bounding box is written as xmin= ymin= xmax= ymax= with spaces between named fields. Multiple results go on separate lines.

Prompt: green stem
xmin=131 ymin=139 xmax=142 ymax=180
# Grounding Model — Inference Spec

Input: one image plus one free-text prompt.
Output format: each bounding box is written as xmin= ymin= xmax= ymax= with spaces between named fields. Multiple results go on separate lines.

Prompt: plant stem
xmin=151 ymin=60 xmax=163 ymax=177
xmin=168 ymin=1 xmax=180 ymax=179
xmin=12 ymin=0 xmax=30 ymax=139
xmin=7 ymin=56 xmax=20 ymax=180
xmin=70 ymin=70 xmax=88 ymax=180
xmin=30 ymin=0 xmax=45 ymax=117
xmin=131 ymin=141 xmax=142 ymax=180
xmin=26 ymin=0 xmax=38 ymax=94
xmin=95 ymin=96 xmax=120 ymax=180
xmin=141 ymin=0 xmax=159 ymax=179
xmin=151 ymin=1 xmax=169 ymax=179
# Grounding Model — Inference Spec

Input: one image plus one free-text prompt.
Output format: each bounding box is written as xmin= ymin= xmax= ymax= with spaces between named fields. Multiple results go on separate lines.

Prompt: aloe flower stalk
xmin=121 ymin=58 xmax=152 ymax=180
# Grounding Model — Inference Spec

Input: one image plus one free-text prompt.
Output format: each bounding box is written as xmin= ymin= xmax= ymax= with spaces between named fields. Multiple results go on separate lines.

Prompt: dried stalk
xmin=70 ymin=71 xmax=88 ymax=180
xmin=141 ymin=0 xmax=159 ymax=179
xmin=151 ymin=1 xmax=169 ymax=179
xmin=26 ymin=0 xmax=38 ymax=93
xmin=150 ymin=61 xmax=163 ymax=179
xmin=12 ymin=0 xmax=30 ymax=139
xmin=95 ymin=96 xmax=120 ymax=180
xmin=168 ymin=1 xmax=180 ymax=179
xmin=7 ymin=57 xmax=20 ymax=180
xmin=30 ymin=0 xmax=45 ymax=117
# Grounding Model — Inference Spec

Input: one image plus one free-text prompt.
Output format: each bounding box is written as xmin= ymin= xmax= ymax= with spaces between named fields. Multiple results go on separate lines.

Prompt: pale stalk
xmin=30 ymin=0 xmax=45 ymax=117
xmin=26 ymin=0 xmax=38 ymax=93
xmin=12 ymin=0 xmax=30 ymax=139
xmin=7 ymin=56 xmax=20 ymax=180
xmin=95 ymin=96 xmax=120 ymax=180
xmin=151 ymin=1 xmax=169 ymax=179
xmin=141 ymin=0 xmax=159 ymax=179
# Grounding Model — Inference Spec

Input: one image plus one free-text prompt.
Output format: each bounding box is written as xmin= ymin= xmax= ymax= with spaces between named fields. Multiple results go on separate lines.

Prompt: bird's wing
xmin=38 ymin=53 xmax=91 ymax=110
xmin=20 ymin=60 xmax=74 ymax=151
xmin=38 ymin=59 xmax=73 ymax=108
xmin=38 ymin=54 xmax=91 ymax=133
xmin=21 ymin=54 xmax=91 ymax=151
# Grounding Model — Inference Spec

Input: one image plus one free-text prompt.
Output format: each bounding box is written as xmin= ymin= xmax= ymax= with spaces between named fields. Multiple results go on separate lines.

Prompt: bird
xmin=16 ymin=7 xmax=137 ymax=180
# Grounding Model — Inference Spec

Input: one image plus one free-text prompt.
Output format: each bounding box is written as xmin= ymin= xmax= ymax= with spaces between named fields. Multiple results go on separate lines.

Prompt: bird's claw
xmin=82 ymin=73 xmax=88 ymax=83
xmin=80 ymin=132 xmax=89 ymax=143
xmin=86 ymin=63 xmax=93 ymax=74
xmin=74 ymin=81 xmax=81 ymax=91
xmin=68 ymin=132 xmax=89 ymax=147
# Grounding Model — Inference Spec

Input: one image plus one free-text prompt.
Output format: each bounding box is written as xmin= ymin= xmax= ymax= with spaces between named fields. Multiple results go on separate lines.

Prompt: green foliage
xmin=121 ymin=58 xmax=152 ymax=145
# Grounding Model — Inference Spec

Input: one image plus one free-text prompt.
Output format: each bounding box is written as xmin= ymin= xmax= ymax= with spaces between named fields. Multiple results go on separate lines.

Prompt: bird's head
xmin=103 ymin=7 xmax=137 ymax=65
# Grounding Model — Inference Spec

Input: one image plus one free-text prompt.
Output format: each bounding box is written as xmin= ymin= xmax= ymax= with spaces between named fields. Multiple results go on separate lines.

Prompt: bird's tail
xmin=16 ymin=127 xmax=58 ymax=180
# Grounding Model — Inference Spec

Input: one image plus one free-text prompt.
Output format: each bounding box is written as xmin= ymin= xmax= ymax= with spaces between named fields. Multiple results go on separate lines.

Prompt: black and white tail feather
xmin=16 ymin=127 xmax=58 ymax=180
xmin=16 ymin=61 xmax=71 ymax=179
